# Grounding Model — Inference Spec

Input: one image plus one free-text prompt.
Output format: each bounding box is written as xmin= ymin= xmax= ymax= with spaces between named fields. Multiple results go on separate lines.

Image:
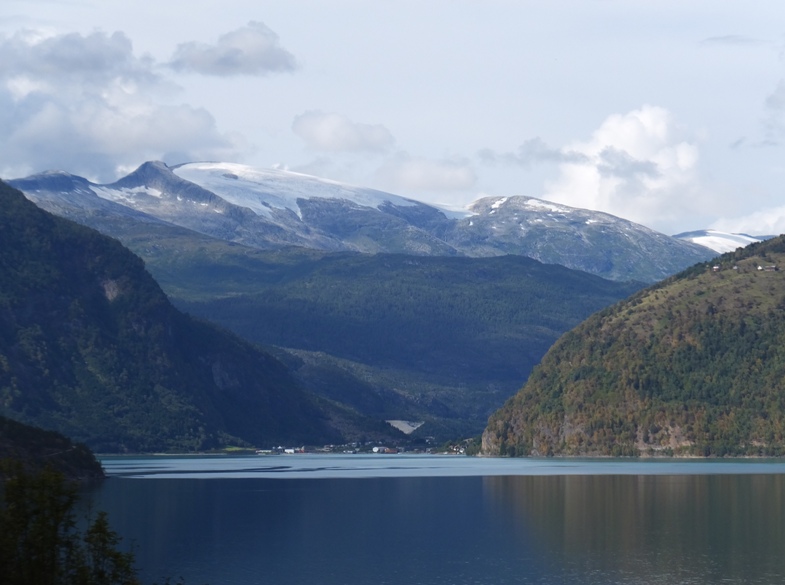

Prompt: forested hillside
xmin=0 ymin=180 xmax=393 ymax=452
xmin=0 ymin=415 xmax=104 ymax=480
xmin=111 ymin=223 xmax=642 ymax=437
xmin=484 ymin=236 xmax=785 ymax=457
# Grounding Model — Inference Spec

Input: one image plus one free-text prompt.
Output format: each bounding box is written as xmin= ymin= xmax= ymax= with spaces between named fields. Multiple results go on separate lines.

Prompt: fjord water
xmin=93 ymin=455 xmax=785 ymax=585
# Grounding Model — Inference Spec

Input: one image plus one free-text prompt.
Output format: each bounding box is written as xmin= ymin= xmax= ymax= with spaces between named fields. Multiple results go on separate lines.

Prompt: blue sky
xmin=2 ymin=0 xmax=784 ymax=235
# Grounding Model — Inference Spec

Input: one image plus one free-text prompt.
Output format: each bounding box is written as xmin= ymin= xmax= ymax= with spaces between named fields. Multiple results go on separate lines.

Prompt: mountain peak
xmin=10 ymin=160 xmax=720 ymax=282
xmin=171 ymin=161 xmax=424 ymax=220
xmin=9 ymin=170 xmax=93 ymax=194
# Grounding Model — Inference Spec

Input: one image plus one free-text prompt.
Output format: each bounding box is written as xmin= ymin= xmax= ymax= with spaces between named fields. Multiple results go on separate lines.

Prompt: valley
xmin=7 ymin=163 xmax=666 ymax=442
xmin=8 ymin=160 xmax=776 ymax=455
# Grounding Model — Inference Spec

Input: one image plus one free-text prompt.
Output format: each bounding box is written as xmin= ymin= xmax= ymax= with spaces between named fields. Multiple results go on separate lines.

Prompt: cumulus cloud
xmin=711 ymin=206 xmax=785 ymax=237
xmin=168 ymin=21 xmax=297 ymax=76
xmin=596 ymin=146 xmax=661 ymax=179
xmin=374 ymin=153 xmax=476 ymax=192
xmin=0 ymin=29 xmax=157 ymax=86
xmin=541 ymin=105 xmax=706 ymax=231
xmin=292 ymin=110 xmax=395 ymax=153
xmin=0 ymin=29 xmax=242 ymax=181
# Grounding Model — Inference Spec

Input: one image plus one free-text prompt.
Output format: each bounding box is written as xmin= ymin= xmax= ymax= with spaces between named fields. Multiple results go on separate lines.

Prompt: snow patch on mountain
xmin=10 ymin=160 xmax=721 ymax=283
xmin=171 ymin=162 xmax=422 ymax=219
xmin=673 ymin=230 xmax=762 ymax=254
xmin=491 ymin=197 xmax=508 ymax=210
xmin=92 ymin=186 xmax=164 ymax=206
xmin=522 ymin=198 xmax=567 ymax=213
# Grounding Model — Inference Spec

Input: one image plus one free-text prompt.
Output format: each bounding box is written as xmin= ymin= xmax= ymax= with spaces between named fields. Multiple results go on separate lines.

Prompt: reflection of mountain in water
xmin=484 ymin=474 xmax=785 ymax=583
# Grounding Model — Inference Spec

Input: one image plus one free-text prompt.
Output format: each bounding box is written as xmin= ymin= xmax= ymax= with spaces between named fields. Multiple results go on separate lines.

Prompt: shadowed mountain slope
xmin=0 ymin=415 xmax=104 ymax=480
xmin=0 ymin=180 xmax=393 ymax=452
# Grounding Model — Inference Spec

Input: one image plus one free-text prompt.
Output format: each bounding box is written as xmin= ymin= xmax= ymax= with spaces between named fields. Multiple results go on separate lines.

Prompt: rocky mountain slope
xmin=483 ymin=236 xmax=785 ymax=457
xmin=445 ymin=195 xmax=712 ymax=282
xmin=11 ymin=161 xmax=715 ymax=283
xmin=0 ymin=180 xmax=394 ymax=452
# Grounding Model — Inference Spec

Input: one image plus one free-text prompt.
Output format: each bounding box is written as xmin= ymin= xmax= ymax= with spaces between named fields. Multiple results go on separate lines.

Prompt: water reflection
xmin=87 ymin=462 xmax=785 ymax=585
xmin=91 ymin=477 xmax=544 ymax=585
xmin=485 ymin=474 xmax=785 ymax=584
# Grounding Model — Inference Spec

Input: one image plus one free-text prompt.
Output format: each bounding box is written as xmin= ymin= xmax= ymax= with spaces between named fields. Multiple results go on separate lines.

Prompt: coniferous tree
xmin=0 ymin=461 xmax=139 ymax=585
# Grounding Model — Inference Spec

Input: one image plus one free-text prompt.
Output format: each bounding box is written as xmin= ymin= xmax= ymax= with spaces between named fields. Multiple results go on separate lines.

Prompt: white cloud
xmin=0 ymin=29 xmax=243 ymax=181
xmin=711 ymin=206 xmax=785 ymax=237
xmin=374 ymin=153 xmax=476 ymax=192
xmin=292 ymin=110 xmax=394 ymax=153
xmin=541 ymin=105 xmax=706 ymax=231
xmin=0 ymin=29 xmax=157 ymax=87
xmin=168 ymin=21 xmax=297 ymax=77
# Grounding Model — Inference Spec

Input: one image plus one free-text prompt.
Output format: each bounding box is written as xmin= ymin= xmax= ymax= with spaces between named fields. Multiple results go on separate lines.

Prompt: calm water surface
xmin=90 ymin=455 xmax=785 ymax=585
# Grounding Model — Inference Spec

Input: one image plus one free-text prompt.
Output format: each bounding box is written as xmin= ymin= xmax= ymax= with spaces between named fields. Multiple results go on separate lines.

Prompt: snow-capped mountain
xmin=672 ymin=229 xmax=764 ymax=254
xmin=443 ymin=196 xmax=714 ymax=282
xmin=173 ymin=161 xmax=432 ymax=220
xmin=10 ymin=161 xmax=716 ymax=283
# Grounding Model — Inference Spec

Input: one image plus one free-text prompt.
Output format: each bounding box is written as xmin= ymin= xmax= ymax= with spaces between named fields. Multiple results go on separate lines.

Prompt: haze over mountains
xmin=11 ymin=161 xmax=717 ymax=283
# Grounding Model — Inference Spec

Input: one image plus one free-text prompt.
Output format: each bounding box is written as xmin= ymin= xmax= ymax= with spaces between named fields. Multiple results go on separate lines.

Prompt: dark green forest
xmin=0 ymin=416 xmax=103 ymax=480
xmin=484 ymin=237 xmax=785 ymax=457
xmin=0 ymin=461 xmax=142 ymax=585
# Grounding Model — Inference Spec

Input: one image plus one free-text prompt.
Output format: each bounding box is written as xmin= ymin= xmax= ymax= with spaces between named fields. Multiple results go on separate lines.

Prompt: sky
xmin=1 ymin=1 xmax=784 ymax=236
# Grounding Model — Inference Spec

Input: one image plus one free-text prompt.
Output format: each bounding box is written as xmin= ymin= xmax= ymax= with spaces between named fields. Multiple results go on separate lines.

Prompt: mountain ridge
xmin=11 ymin=161 xmax=715 ymax=283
